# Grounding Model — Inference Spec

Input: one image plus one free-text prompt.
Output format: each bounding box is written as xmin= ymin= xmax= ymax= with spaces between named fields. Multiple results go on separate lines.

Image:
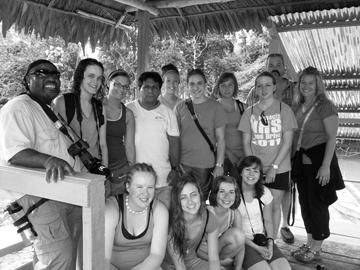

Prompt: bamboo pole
xmin=112 ymin=0 xmax=159 ymax=16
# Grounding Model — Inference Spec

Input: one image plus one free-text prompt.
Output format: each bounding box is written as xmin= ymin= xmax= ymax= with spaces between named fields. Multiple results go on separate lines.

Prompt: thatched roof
xmin=0 ymin=0 xmax=359 ymax=47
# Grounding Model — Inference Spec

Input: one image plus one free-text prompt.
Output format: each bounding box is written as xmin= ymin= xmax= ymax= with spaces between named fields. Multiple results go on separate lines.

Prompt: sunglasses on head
xmin=28 ymin=69 xmax=60 ymax=79
xmin=260 ymin=111 xmax=268 ymax=126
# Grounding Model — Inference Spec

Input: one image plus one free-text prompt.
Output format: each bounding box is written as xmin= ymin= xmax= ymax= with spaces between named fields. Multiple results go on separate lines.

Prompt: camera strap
xmin=240 ymin=189 xmax=267 ymax=237
xmin=26 ymin=94 xmax=74 ymax=143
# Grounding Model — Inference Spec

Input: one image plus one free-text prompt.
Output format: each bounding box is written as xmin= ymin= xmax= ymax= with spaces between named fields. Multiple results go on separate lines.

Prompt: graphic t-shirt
xmin=238 ymin=99 xmax=297 ymax=173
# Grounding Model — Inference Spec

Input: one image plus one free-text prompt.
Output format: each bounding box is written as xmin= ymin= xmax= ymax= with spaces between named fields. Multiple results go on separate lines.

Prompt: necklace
xmin=125 ymin=196 xmax=148 ymax=215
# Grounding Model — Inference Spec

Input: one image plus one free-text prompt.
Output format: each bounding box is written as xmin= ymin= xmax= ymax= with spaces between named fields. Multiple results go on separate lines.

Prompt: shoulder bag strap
xmin=185 ymin=99 xmax=215 ymax=154
xmin=239 ymin=189 xmax=256 ymax=235
xmin=235 ymin=99 xmax=244 ymax=115
xmin=295 ymin=101 xmax=319 ymax=151
xmin=287 ymin=181 xmax=296 ymax=226
xmin=257 ymin=198 xmax=267 ymax=237
xmin=196 ymin=208 xmax=209 ymax=252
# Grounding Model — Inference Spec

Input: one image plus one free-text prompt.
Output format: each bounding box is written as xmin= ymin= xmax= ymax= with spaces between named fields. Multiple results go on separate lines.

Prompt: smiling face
xmin=299 ymin=74 xmax=317 ymax=100
xmin=180 ymin=183 xmax=201 ymax=216
xmin=216 ymin=182 xmax=236 ymax=209
xmin=163 ymin=71 xmax=180 ymax=95
xmin=188 ymin=74 xmax=207 ymax=100
xmin=27 ymin=62 xmax=61 ymax=104
xmin=255 ymin=75 xmax=276 ymax=101
xmin=126 ymin=171 xmax=155 ymax=210
xmin=219 ymin=78 xmax=235 ymax=99
xmin=241 ymin=164 xmax=261 ymax=187
xmin=80 ymin=65 xmax=104 ymax=96
xmin=109 ymin=75 xmax=130 ymax=100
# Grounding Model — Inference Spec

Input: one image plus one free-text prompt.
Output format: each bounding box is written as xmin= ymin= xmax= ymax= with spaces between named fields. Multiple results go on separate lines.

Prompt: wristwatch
xmin=215 ymin=163 xmax=223 ymax=168
xmin=271 ymin=164 xmax=279 ymax=170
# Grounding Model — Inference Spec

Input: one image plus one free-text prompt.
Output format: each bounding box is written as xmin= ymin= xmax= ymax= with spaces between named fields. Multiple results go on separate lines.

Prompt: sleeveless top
xmin=106 ymin=103 xmax=128 ymax=170
xmin=111 ymin=194 xmax=155 ymax=270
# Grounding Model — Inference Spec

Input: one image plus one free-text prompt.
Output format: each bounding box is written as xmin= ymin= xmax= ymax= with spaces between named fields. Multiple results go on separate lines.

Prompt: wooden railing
xmin=0 ymin=164 xmax=105 ymax=269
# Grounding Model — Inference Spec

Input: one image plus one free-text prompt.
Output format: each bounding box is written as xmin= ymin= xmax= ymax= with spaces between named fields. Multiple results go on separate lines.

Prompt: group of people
xmin=0 ymin=52 xmax=344 ymax=270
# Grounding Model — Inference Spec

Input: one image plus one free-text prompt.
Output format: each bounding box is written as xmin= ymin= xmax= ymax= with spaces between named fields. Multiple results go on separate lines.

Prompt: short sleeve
xmin=261 ymin=187 xmax=273 ymax=205
xmin=0 ymin=106 xmax=35 ymax=161
xmin=238 ymin=107 xmax=252 ymax=133
xmin=166 ymin=108 xmax=180 ymax=137
xmin=205 ymin=210 xmax=219 ymax=234
xmin=317 ymin=99 xmax=338 ymax=120
xmin=281 ymin=103 xmax=298 ymax=132
xmin=214 ymin=102 xmax=227 ymax=129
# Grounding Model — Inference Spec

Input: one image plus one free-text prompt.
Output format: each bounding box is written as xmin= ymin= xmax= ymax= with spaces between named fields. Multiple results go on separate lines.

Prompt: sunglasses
xmin=260 ymin=111 xmax=268 ymax=126
xmin=28 ymin=69 xmax=60 ymax=79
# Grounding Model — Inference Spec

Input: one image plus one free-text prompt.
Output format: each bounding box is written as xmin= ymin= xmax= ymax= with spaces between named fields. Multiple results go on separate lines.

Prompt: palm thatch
xmin=0 ymin=0 xmax=359 ymax=48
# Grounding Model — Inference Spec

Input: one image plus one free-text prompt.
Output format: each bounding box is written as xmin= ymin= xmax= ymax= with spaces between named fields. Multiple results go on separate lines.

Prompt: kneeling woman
xmin=105 ymin=163 xmax=169 ymax=270
xmin=162 ymin=174 xmax=221 ymax=270
xmin=238 ymin=156 xmax=291 ymax=270
xmin=197 ymin=175 xmax=246 ymax=270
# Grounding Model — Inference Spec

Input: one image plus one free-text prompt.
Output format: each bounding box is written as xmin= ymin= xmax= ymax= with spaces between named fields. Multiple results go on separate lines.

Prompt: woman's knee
xmin=270 ymin=258 xmax=291 ymax=270
xmin=248 ymin=261 xmax=272 ymax=270
xmin=271 ymin=190 xmax=284 ymax=207
xmin=222 ymin=228 xmax=245 ymax=247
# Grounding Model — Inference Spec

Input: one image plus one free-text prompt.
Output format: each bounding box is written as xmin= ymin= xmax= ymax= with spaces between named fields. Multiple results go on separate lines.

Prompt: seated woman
xmin=105 ymin=70 xmax=135 ymax=195
xmin=197 ymin=175 xmax=245 ymax=270
xmin=162 ymin=174 xmax=221 ymax=270
xmin=105 ymin=163 xmax=169 ymax=270
xmin=237 ymin=156 xmax=291 ymax=270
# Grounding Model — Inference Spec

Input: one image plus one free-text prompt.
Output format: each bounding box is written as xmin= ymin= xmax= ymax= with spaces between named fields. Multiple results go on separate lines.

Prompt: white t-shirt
xmin=0 ymin=95 xmax=80 ymax=200
xmin=126 ymin=100 xmax=179 ymax=187
xmin=237 ymin=187 xmax=273 ymax=239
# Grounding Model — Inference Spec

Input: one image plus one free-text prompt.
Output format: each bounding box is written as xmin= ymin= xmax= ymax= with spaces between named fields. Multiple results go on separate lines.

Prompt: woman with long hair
xmin=291 ymin=67 xmax=344 ymax=263
xmin=104 ymin=70 xmax=135 ymax=194
xmin=213 ymin=72 xmax=246 ymax=172
xmin=162 ymin=174 xmax=220 ymax=270
xmin=238 ymin=72 xmax=297 ymax=238
xmin=105 ymin=163 xmax=168 ymax=270
xmin=237 ymin=156 xmax=291 ymax=270
xmin=197 ymin=175 xmax=245 ymax=270
xmin=53 ymin=58 xmax=108 ymax=171
xmin=175 ymin=69 xmax=227 ymax=199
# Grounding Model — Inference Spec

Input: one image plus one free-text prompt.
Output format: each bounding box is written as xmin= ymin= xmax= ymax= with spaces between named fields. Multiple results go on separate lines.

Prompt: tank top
xmin=106 ymin=103 xmax=128 ymax=170
xmin=111 ymin=194 xmax=155 ymax=270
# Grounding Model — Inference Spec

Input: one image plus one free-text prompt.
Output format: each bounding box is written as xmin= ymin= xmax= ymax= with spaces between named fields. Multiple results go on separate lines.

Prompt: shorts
xmin=243 ymin=243 xmax=284 ymax=269
xmin=265 ymin=171 xmax=290 ymax=191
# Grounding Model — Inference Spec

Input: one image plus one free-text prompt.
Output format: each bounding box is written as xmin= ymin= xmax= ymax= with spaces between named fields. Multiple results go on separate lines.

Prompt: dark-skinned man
xmin=127 ymin=71 xmax=180 ymax=209
xmin=0 ymin=60 xmax=82 ymax=269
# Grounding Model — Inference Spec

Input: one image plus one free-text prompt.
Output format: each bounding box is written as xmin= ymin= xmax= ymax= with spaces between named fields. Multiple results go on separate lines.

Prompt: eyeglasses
xmin=260 ymin=111 xmax=268 ymax=126
xmin=28 ymin=69 xmax=60 ymax=80
xmin=113 ymin=82 xmax=130 ymax=90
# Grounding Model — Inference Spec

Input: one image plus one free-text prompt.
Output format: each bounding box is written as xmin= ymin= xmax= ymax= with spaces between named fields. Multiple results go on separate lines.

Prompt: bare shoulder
xmin=153 ymin=199 xmax=169 ymax=220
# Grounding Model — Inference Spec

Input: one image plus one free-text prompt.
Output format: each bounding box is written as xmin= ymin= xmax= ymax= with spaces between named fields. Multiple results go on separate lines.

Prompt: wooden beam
xmin=266 ymin=20 xmax=297 ymax=81
xmin=153 ymin=0 xmax=235 ymax=9
xmin=136 ymin=11 xmax=152 ymax=81
xmin=112 ymin=0 xmax=159 ymax=16
xmin=338 ymin=108 xmax=360 ymax=113
xmin=276 ymin=19 xmax=360 ymax=33
xmin=326 ymin=87 xmax=360 ymax=92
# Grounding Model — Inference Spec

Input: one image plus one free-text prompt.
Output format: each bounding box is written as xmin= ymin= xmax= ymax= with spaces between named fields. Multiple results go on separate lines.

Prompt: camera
xmin=68 ymin=139 xmax=110 ymax=177
xmin=253 ymin=233 xmax=268 ymax=246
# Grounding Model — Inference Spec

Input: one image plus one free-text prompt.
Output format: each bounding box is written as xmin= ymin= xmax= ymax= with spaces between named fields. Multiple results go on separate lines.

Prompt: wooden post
xmin=136 ymin=11 xmax=152 ymax=81
xmin=82 ymin=177 xmax=105 ymax=269
xmin=266 ymin=20 xmax=297 ymax=81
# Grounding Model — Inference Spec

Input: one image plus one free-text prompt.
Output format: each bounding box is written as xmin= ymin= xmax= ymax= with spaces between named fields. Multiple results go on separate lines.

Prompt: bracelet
xmin=267 ymin=237 xmax=274 ymax=243
xmin=215 ymin=163 xmax=223 ymax=167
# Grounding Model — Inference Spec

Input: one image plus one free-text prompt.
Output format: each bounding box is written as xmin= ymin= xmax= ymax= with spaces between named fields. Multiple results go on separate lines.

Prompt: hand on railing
xmin=43 ymin=156 xmax=74 ymax=183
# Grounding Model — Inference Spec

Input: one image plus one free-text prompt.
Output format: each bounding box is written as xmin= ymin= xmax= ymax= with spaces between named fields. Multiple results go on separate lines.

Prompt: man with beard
xmin=0 ymin=60 xmax=82 ymax=269
xmin=246 ymin=54 xmax=296 ymax=244
xmin=127 ymin=71 xmax=180 ymax=208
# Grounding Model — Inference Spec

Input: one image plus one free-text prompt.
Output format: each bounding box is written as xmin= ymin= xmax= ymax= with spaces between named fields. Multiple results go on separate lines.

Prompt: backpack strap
xmin=63 ymin=93 xmax=76 ymax=124
xmin=235 ymin=99 xmax=245 ymax=115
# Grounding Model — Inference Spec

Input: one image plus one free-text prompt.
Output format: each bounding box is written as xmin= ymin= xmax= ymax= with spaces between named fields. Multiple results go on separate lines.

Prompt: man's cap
xmin=24 ymin=59 xmax=56 ymax=77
